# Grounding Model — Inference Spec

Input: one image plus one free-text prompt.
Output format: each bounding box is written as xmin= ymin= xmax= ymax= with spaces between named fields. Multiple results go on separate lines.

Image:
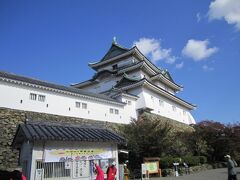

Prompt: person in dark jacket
xmin=225 ymin=155 xmax=238 ymax=180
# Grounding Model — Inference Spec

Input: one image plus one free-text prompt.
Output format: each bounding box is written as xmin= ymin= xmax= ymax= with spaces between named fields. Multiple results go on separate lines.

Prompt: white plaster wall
xmin=30 ymin=141 xmax=119 ymax=180
xmin=0 ymin=81 xmax=130 ymax=124
xmin=126 ymin=69 xmax=151 ymax=80
xmin=153 ymin=81 xmax=175 ymax=95
xmin=142 ymin=87 xmax=195 ymax=124
xmin=128 ymin=88 xmax=147 ymax=110
xmin=115 ymin=95 xmax=138 ymax=121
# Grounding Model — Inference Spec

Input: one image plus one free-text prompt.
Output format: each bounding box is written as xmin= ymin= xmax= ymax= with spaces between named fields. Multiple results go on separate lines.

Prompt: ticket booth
xmin=12 ymin=121 xmax=125 ymax=180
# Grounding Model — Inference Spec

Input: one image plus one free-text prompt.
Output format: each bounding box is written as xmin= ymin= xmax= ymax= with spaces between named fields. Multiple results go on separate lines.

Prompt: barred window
xmin=38 ymin=95 xmax=46 ymax=102
xmin=30 ymin=93 xmax=37 ymax=100
xmin=110 ymin=108 xmax=114 ymax=114
xmin=151 ymin=96 xmax=154 ymax=102
xmin=82 ymin=103 xmax=87 ymax=109
xmin=115 ymin=109 xmax=119 ymax=115
xmin=159 ymin=99 xmax=164 ymax=107
xmin=76 ymin=102 xmax=81 ymax=108
xmin=183 ymin=110 xmax=186 ymax=115
xmin=172 ymin=105 xmax=176 ymax=112
xmin=36 ymin=161 xmax=70 ymax=178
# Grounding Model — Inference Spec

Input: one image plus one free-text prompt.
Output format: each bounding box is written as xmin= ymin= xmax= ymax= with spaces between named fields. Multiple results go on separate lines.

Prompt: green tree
xmin=121 ymin=115 xmax=172 ymax=169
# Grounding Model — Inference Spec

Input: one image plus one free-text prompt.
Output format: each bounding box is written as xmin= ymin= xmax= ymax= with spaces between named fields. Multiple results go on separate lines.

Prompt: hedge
xmin=160 ymin=156 xmax=207 ymax=169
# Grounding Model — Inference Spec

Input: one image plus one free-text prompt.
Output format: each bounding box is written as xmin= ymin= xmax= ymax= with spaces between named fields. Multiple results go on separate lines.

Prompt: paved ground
xmin=150 ymin=168 xmax=240 ymax=180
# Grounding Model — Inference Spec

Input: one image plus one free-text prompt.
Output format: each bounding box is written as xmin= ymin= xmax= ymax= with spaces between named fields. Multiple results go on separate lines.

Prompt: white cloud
xmin=175 ymin=62 xmax=184 ymax=69
xmin=182 ymin=39 xmax=218 ymax=61
xmin=208 ymin=0 xmax=240 ymax=31
xmin=133 ymin=38 xmax=176 ymax=64
xmin=196 ymin=13 xmax=202 ymax=22
xmin=202 ymin=65 xmax=214 ymax=71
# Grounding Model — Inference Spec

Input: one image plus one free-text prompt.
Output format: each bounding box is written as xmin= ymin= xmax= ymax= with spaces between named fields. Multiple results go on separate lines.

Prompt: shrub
xmin=160 ymin=156 xmax=175 ymax=169
xmin=160 ymin=156 xmax=207 ymax=168
xmin=199 ymin=156 xmax=207 ymax=164
xmin=182 ymin=156 xmax=200 ymax=166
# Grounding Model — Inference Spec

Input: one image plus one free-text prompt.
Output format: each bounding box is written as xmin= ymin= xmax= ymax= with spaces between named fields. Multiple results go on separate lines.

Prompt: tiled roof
xmin=114 ymin=75 xmax=141 ymax=88
xmin=0 ymin=71 xmax=123 ymax=105
xmin=100 ymin=43 xmax=129 ymax=62
xmin=13 ymin=122 xmax=126 ymax=147
xmin=161 ymin=70 xmax=174 ymax=83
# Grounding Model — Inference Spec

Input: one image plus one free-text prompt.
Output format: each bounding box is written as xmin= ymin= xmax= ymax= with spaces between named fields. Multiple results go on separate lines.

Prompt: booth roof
xmin=12 ymin=122 xmax=126 ymax=148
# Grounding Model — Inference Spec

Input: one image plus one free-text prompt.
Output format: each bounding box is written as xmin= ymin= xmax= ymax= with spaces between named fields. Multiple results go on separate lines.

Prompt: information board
xmin=145 ymin=161 xmax=159 ymax=174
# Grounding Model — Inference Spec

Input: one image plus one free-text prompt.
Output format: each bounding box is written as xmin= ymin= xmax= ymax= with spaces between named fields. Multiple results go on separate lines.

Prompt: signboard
xmin=72 ymin=160 xmax=90 ymax=178
xmin=145 ymin=162 xmax=159 ymax=174
xmin=44 ymin=148 xmax=113 ymax=162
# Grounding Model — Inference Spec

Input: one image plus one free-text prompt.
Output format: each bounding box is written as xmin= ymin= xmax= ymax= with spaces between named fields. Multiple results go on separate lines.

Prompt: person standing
xmin=225 ymin=155 xmax=238 ymax=180
xmin=124 ymin=164 xmax=129 ymax=180
xmin=107 ymin=162 xmax=117 ymax=180
xmin=94 ymin=163 xmax=104 ymax=180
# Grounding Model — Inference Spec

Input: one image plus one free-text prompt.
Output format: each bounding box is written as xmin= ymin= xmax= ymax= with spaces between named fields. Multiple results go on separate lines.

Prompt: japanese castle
xmin=0 ymin=40 xmax=196 ymax=125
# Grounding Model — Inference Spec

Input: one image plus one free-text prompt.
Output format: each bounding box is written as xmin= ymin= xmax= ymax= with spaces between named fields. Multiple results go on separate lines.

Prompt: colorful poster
xmin=44 ymin=148 xmax=113 ymax=162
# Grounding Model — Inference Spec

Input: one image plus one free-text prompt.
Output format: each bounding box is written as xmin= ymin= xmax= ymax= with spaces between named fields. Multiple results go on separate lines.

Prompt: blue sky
xmin=0 ymin=0 xmax=240 ymax=124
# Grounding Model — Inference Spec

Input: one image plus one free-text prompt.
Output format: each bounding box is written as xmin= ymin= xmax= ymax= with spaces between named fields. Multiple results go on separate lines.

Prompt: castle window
xmin=75 ymin=102 xmax=81 ymax=108
xmin=127 ymin=101 xmax=132 ymax=105
xmin=38 ymin=95 xmax=46 ymax=102
xmin=172 ymin=105 xmax=176 ymax=112
xmin=112 ymin=64 xmax=118 ymax=70
xmin=183 ymin=110 xmax=186 ymax=115
xmin=82 ymin=103 xmax=87 ymax=109
xmin=151 ymin=96 xmax=154 ymax=102
xmin=30 ymin=93 xmax=37 ymax=100
xmin=115 ymin=109 xmax=119 ymax=115
xmin=110 ymin=108 xmax=114 ymax=114
xmin=159 ymin=100 xmax=164 ymax=107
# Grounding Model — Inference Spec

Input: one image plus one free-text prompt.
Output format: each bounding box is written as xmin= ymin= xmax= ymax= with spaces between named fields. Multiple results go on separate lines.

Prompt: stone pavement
xmin=150 ymin=167 xmax=240 ymax=180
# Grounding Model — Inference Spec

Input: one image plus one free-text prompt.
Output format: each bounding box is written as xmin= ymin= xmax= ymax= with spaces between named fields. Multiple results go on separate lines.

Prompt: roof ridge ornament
xmin=112 ymin=36 xmax=117 ymax=45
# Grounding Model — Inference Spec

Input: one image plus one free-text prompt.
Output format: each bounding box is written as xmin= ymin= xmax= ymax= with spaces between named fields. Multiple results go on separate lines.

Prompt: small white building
xmin=12 ymin=121 xmax=124 ymax=180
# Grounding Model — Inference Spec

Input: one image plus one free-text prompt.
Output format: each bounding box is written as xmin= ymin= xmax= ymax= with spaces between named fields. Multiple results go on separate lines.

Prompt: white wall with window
xmin=129 ymin=86 xmax=195 ymax=124
xmin=0 ymin=81 xmax=131 ymax=124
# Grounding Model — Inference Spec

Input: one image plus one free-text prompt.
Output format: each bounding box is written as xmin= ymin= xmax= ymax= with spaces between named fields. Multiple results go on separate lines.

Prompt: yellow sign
xmin=44 ymin=148 xmax=113 ymax=162
xmin=50 ymin=149 xmax=105 ymax=156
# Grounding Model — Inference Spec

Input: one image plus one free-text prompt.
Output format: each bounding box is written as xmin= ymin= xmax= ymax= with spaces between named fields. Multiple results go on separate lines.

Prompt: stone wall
xmin=0 ymin=108 xmax=193 ymax=171
xmin=0 ymin=107 xmax=120 ymax=171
